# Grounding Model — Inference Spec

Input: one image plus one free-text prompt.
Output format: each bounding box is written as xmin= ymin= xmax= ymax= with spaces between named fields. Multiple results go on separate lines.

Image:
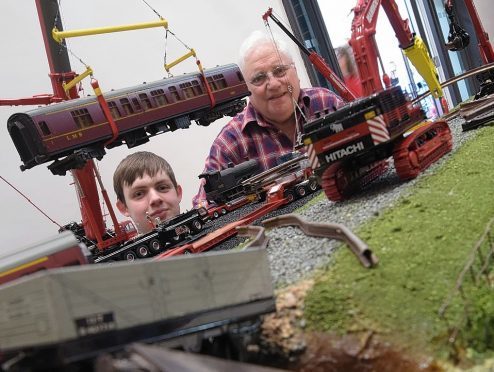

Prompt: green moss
xmin=304 ymin=125 xmax=494 ymax=360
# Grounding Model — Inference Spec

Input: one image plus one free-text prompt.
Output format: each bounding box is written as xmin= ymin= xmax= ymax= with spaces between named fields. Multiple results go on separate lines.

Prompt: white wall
xmin=0 ymin=1 xmax=311 ymax=254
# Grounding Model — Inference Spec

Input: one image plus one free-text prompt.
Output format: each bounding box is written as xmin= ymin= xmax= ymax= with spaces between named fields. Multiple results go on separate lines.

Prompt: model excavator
xmin=264 ymin=1 xmax=453 ymax=201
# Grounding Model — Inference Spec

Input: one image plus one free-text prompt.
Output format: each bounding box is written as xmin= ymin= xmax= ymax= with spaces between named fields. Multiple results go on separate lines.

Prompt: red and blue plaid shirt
xmin=192 ymin=87 xmax=345 ymax=206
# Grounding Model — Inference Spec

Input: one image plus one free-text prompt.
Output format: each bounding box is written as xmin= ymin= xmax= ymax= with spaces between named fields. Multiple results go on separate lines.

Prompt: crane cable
xmin=0 ymin=175 xmax=61 ymax=228
xmin=138 ymin=0 xmax=200 ymax=76
xmin=264 ymin=11 xmax=308 ymax=149
xmin=143 ymin=0 xmax=216 ymax=106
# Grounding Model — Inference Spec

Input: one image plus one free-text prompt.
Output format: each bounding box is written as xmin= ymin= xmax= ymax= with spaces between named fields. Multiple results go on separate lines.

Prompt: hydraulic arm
xmin=350 ymin=0 xmax=443 ymax=99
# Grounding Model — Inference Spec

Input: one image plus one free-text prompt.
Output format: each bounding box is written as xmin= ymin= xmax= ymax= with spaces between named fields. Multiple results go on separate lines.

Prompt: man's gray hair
xmin=237 ymin=30 xmax=293 ymax=73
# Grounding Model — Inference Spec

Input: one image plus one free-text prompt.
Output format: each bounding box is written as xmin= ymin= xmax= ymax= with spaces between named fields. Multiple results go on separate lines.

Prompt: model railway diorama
xmin=2 ymin=0 xmax=494 ymax=370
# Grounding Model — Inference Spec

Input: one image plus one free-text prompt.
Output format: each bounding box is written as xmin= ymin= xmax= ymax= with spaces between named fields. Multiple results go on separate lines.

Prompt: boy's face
xmin=116 ymin=170 xmax=182 ymax=234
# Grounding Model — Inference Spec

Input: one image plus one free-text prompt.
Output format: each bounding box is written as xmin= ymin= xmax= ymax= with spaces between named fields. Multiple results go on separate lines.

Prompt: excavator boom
xmin=351 ymin=0 xmax=443 ymax=99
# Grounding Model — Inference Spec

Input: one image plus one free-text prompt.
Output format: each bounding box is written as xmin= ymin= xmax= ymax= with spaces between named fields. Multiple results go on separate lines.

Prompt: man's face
xmin=116 ymin=170 xmax=182 ymax=234
xmin=243 ymin=44 xmax=300 ymax=127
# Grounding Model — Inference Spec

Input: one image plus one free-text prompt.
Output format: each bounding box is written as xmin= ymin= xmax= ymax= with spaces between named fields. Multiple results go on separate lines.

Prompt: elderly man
xmin=193 ymin=30 xmax=345 ymax=206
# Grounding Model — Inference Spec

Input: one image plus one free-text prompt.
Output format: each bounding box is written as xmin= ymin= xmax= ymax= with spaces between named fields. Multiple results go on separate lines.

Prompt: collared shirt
xmin=192 ymin=87 xmax=345 ymax=206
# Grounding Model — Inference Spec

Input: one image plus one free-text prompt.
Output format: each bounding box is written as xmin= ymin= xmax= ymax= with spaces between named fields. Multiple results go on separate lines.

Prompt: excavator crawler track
xmin=321 ymin=160 xmax=389 ymax=202
xmin=392 ymin=120 xmax=453 ymax=180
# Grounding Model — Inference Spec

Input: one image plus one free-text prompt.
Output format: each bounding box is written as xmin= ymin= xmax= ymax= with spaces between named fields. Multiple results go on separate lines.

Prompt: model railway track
xmin=442 ymin=93 xmax=494 ymax=131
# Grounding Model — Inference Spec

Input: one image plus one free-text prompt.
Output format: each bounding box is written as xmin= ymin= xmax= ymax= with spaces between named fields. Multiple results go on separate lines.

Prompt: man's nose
xmin=266 ymin=73 xmax=283 ymax=87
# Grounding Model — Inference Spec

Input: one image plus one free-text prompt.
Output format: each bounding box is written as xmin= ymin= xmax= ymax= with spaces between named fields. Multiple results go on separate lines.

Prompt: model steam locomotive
xmin=199 ymin=159 xmax=261 ymax=205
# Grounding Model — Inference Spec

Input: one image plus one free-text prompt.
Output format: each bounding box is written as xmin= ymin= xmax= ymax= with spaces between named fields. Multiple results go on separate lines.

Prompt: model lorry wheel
xmin=308 ymin=178 xmax=319 ymax=192
xmin=148 ymin=239 xmax=161 ymax=252
xmin=295 ymin=185 xmax=307 ymax=197
xmin=191 ymin=219 xmax=203 ymax=233
xmin=136 ymin=245 xmax=150 ymax=258
xmin=123 ymin=251 xmax=137 ymax=261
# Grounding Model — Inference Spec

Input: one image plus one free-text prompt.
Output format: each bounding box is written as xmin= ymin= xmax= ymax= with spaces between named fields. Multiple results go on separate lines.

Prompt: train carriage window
xmin=108 ymin=101 xmax=121 ymax=119
xmin=206 ymin=77 xmax=217 ymax=91
xmin=120 ymin=98 xmax=134 ymax=115
xmin=38 ymin=121 xmax=51 ymax=136
xmin=132 ymin=98 xmax=143 ymax=111
xmin=169 ymin=86 xmax=182 ymax=101
xmin=213 ymin=74 xmax=227 ymax=89
xmin=139 ymin=93 xmax=153 ymax=109
xmin=150 ymin=89 xmax=169 ymax=106
xmin=192 ymin=80 xmax=203 ymax=95
xmin=237 ymin=71 xmax=245 ymax=82
xmin=71 ymin=108 xmax=94 ymax=128
xmin=180 ymin=82 xmax=195 ymax=99
xmin=207 ymin=74 xmax=227 ymax=91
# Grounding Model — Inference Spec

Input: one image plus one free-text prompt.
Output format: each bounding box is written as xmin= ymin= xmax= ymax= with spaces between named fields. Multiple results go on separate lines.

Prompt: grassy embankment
xmin=304 ymin=125 xmax=494 ymax=362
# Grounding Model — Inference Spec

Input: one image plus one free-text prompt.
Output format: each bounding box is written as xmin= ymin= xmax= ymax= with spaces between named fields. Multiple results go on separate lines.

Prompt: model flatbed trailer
xmin=0 ymin=247 xmax=274 ymax=369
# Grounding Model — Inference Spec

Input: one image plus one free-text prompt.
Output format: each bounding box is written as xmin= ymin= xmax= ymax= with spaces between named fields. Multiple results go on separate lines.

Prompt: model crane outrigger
xmin=263 ymin=1 xmax=453 ymax=201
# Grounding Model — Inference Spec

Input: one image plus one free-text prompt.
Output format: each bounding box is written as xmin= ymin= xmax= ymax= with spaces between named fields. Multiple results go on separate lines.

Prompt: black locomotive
xmin=199 ymin=159 xmax=260 ymax=204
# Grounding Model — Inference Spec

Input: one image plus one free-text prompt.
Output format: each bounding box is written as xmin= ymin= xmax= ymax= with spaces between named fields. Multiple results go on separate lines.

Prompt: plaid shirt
xmin=192 ymin=87 xmax=345 ymax=206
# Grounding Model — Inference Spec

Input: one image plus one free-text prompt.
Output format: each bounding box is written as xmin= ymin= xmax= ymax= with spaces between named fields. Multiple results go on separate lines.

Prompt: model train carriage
xmin=0 ymin=247 xmax=275 ymax=367
xmin=302 ymin=86 xmax=425 ymax=175
xmin=0 ymin=231 xmax=91 ymax=286
xmin=199 ymin=159 xmax=260 ymax=204
xmin=8 ymin=64 xmax=248 ymax=172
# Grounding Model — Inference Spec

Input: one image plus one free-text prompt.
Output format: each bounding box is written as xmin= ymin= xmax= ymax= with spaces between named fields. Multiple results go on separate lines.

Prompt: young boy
xmin=113 ymin=151 xmax=182 ymax=234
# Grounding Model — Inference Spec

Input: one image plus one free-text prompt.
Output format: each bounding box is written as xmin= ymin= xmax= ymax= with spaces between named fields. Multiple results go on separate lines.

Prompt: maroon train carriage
xmin=0 ymin=231 xmax=92 ymax=286
xmin=7 ymin=64 xmax=249 ymax=175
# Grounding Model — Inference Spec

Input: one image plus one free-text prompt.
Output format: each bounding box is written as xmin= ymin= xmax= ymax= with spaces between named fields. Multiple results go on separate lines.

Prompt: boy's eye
xmin=157 ymin=184 xmax=171 ymax=192
xmin=132 ymin=190 xmax=145 ymax=199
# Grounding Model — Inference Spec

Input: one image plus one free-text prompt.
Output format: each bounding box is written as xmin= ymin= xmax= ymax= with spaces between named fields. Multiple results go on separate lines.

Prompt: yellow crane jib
xmin=52 ymin=18 xmax=169 ymax=43
xmin=164 ymin=49 xmax=197 ymax=73
xmin=62 ymin=66 xmax=94 ymax=94
xmin=403 ymin=35 xmax=443 ymax=99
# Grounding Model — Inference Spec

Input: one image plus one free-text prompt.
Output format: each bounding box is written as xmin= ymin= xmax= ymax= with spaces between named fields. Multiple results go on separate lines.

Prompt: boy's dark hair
xmin=113 ymin=151 xmax=178 ymax=204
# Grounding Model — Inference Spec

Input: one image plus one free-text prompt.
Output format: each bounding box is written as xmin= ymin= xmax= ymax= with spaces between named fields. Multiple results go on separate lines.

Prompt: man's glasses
xmin=249 ymin=64 xmax=294 ymax=86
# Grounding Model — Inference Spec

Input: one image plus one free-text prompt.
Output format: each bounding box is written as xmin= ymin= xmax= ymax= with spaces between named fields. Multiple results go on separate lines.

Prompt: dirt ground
xmin=259 ymin=280 xmax=442 ymax=372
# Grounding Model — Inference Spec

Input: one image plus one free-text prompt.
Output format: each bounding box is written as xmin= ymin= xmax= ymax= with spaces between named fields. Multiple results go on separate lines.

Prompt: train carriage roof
xmin=19 ymin=63 xmax=239 ymax=116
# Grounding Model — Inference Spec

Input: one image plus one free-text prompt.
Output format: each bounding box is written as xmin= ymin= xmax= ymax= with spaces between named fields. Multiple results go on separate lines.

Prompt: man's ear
xmin=116 ymin=199 xmax=130 ymax=217
xmin=176 ymin=184 xmax=183 ymax=203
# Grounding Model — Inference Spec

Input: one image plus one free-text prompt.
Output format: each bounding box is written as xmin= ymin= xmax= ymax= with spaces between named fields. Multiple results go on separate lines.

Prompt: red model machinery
xmin=264 ymin=1 xmax=453 ymax=201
